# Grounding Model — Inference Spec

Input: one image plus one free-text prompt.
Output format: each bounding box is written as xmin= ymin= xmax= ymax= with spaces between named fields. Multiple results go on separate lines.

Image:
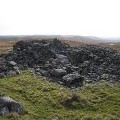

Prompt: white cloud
xmin=0 ymin=0 xmax=120 ymax=37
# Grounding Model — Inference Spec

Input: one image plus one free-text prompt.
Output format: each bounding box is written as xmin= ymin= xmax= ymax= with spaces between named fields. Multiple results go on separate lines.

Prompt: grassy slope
xmin=0 ymin=71 xmax=120 ymax=120
xmin=0 ymin=40 xmax=16 ymax=54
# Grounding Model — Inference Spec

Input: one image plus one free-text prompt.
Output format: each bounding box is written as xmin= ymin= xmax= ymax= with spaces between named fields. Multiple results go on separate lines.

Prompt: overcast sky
xmin=0 ymin=0 xmax=120 ymax=38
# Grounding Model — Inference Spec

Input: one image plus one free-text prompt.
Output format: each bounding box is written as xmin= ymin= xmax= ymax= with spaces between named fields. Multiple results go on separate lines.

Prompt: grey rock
xmin=62 ymin=72 xmax=84 ymax=86
xmin=0 ymin=96 xmax=15 ymax=107
xmin=0 ymin=106 xmax=9 ymax=116
xmin=8 ymin=61 xmax=17 ymax=66
xmin=10 ymin=102 xmax=23 ymax=114
xmin=7 ymin=70 xmax=16 ymax=76
xmin=101 ymin=74 xmax=109 ymax=80
xmin=39 ymin=69 xmax=50 ymax=76
xmin=0 ymin=96 xmax=24 ymax=116
xmin=56 ymin=54 xmax=69 ymax=65
xmin=50 ymin=69 xmax=67 ymax=77
xmin=0 ymin=73 xmax=5 ymax=78
xmin=13 ymin=66 xmax=20 ymax=74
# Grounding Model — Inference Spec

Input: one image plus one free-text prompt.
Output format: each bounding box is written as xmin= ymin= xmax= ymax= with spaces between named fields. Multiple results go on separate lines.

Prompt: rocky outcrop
xmin=0 ymin=38 xmax=120 ymax=87
xmin=68 ymin=45 xmax=120 ymax=82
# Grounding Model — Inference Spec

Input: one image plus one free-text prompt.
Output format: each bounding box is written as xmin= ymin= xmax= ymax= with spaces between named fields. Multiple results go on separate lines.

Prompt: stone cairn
xmin=0 ymin=38 xmax=120 ymax=87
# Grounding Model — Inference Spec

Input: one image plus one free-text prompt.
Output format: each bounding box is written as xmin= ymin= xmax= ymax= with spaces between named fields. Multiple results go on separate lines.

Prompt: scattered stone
xmin=13 ymin=66 xmax=21 ymax=74
xmin=7 ymin=70 xmax=16 ymax=76
xmin=0 ymin=73 xmax=5 ymax=78
xmin=0 ymin=96 xmax=24 ymax=116
xmin=0 ymin=106 xmax=9 ymax=116
xmin=50 ymin=69 xmax=67 ymax=77
xmin=36 ymin=69 xmax=50 ymax=76
xmin=62 ymin=72 xmax=84 ymax=87
xmin=10 ymin=102 xmax=23 ymax=114
xmin=101 ymin=74 xmax=109 ymax=80
xmin=8 ymin=61 xmax=17 ymax=66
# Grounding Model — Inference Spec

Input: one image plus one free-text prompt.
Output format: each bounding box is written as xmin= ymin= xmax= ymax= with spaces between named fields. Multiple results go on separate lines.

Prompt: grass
xmin=0 ymin=40 xmax=16 ymax=54
xmin=0 ymin=70 xmax=119 ymax=120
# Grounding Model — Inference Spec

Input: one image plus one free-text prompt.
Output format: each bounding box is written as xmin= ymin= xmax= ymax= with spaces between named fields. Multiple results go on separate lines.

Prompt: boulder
xmin=8 ymin=61 xmax=17 ymax=66
xmin=0 ymin=96 xmax=24 ymax=116
xmin=7 ymin=70 xmax=16 ymax=76
xmin=62 ymin=72 xmax=84 ymax=87
xmin=50 ymin=69 xmax=67 ymax=77
xmin=35 ymin=69 xmax=50 ymax=76
xmin=0 ymin=73 xmax=5 ymax=78
xmin=10 ymin=102 xmax=23 ymax=114
xmin=13 ymin=66 xmax=20 ymax=74
xmin=0 ymin=96 xmax=14 ymax=107
xmin=56 ymin=54 xmax=69 ymax=65
xmin=0 ymin=107 xmax=9 ymax=116
xmin=101 ymin=74 xmax=109 ymax=80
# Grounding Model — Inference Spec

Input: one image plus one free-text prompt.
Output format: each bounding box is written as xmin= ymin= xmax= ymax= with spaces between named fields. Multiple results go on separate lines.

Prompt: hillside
xmin=0 ymin=35 xmax=106 ymax=44
xmin=0 ymin=40 xmax=16 ymax=54
xmin=0 ymin=71 xmax=120 ymax=120
xmin=0 ymin=38 xmax=120 ymax=120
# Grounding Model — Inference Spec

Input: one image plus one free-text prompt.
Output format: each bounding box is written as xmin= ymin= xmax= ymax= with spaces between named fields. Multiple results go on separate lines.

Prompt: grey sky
xmin=0 ymin=0 xmax=120 ymax=38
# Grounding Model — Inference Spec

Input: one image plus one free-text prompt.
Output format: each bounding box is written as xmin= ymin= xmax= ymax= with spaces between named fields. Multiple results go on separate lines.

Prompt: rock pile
xmin=68 ymin=45 xmax=120 ymax=82
xmin=0 ymin=59 xmax=20 ymax=78
xmin=0 ymin=95 xmax=24 ymax=116
xmin=0 ymin=38 xmax=120 ymax=87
